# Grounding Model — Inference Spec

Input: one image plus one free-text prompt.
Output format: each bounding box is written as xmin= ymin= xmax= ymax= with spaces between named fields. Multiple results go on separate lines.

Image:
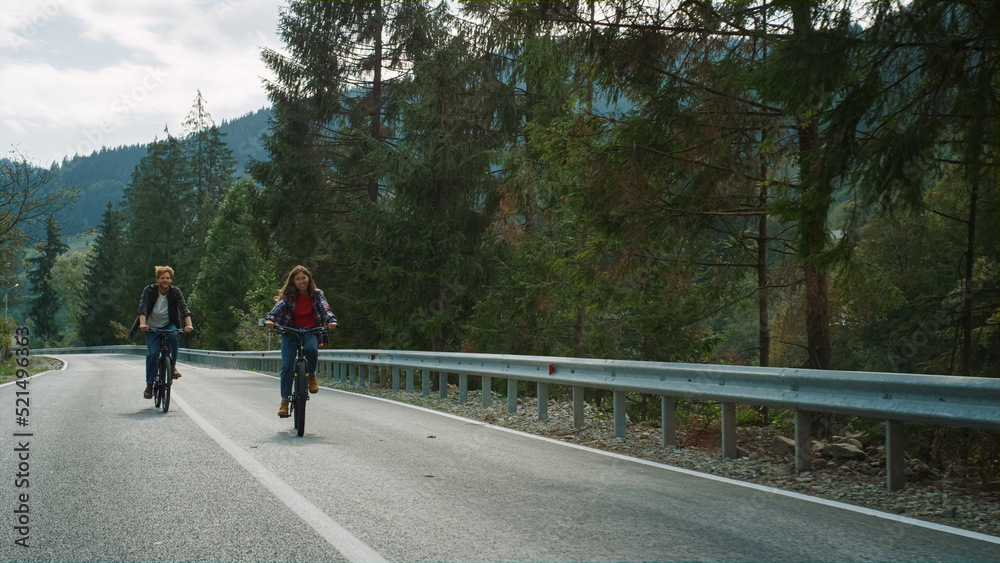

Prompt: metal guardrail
xmin=36 ymin=345 xmax=999 ymax=491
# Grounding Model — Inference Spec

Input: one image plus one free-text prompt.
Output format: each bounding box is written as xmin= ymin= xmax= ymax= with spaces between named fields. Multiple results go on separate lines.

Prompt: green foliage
xmin=1 ymin=151 xmax=79 ymax=288
xmin=122 ymin=133 xmax=193 ymax=281
xmin=0 ymin=315 xmax=18 ymax=360
xmin=349 ymin=22 xmax=516 ymax=351
xmin=120 ymin=97 xmax=237 ymax=340
xmin=183 ymin=90 xmax=237 ymax=261
xmin=26 ymin=217 xmax=69 ymax=345
xmin=78 ymin=203 xmax=131 ymax=346
xmin=234 ymin=282 xmax=280 ymax=352
xmin=33 ymin=1 xmax=993 ymax=394
xmin=250 ymin=1 xmax=440 ymax=351
xmin=191 ymin=180 xmax=272 ymax=350
xmin=47 ymin=249 xmax=87 ymax=347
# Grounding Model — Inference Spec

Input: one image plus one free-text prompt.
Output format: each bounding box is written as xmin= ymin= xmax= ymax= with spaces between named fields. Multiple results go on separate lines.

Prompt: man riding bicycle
xmin=264 ymin=265 xmax=338 ymax=418
xmin=131 ymin=265 xmax=194 ymax=399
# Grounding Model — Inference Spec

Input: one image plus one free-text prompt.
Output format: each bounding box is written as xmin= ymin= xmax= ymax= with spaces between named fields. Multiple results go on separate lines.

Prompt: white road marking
xmin=172 ymin=392 xmax=389 ymax=563
xmin=339 ymin=388 xmax=1000 ymax=546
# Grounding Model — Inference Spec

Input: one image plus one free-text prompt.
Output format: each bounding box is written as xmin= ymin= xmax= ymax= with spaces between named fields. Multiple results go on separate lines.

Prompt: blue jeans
xmin=280 ymin=331 xmax=318 ymax=399
xmin=145 ymin=324 xmax=179 ymax=384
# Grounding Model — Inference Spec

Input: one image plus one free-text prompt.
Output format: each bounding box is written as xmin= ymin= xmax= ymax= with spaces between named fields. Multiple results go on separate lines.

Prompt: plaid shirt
xmin=265 ymin=289 xmax=337 ymax=345
xmin=137 ymin=284 xmax=191 ymax=327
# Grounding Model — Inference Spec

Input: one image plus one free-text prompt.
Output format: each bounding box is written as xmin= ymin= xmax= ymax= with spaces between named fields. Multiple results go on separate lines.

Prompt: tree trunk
xmin=803 ymin=261 xmax=832 ymax=370
xmin=573 ymin=226 xmax=589 ymax=358
xmin=790 ymin=2 xmax=833 ymax=372
xmin=757 ymin=169 xmax=770 ymax=369
xmin=757 ymin=162 xmax=771 ymax=425
xmin=959 ymin=178 xmax=978 ymax=376
xmin=368 ymin=0 xmax=384 ymax=204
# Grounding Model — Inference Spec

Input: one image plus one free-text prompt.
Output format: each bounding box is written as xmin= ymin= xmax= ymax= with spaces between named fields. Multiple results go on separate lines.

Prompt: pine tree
xmin=351 ymin=21 xmax=518 ymax=352
xmin=78 ymin=203 xmax=129 ymax=346
xmin=122 ymin=132 xmax=193 ymax=288
xmin=26 ymin=216 xmax=68 ymax=344
xmin=190 ymin=180 xmax=271 ymax=350
xmin=182 ymin=90 xmax=236 ymax=263
xmin=250 ymin=0 xmax=437 ymax=348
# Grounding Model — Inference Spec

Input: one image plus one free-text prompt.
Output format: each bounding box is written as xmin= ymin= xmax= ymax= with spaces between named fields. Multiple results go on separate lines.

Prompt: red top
xmin=292 ymin=294 xmax=316 ymax=328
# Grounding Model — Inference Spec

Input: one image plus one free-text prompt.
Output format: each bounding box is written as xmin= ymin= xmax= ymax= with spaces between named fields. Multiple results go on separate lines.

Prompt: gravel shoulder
xmin=321 ymin=380 xmax=999 ymax=538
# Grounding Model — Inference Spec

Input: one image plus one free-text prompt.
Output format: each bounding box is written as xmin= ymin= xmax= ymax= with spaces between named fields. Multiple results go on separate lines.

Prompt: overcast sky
xmin=0 ymin=0 xmax=286 ymax=167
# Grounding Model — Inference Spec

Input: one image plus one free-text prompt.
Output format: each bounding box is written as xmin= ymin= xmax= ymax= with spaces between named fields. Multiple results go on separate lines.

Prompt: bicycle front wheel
xmin=161 ymin=356 xmax=172 ymax=413
xmin=153 ymin=357 xmax=164 ymax=408
xmin=294 ymin=359 xmax=308 ymax=436
xmin=294 ymin=396 xmax=306 ymax=436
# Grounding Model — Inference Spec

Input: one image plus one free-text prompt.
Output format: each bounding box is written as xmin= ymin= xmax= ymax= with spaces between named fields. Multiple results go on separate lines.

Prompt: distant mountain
xmin=53 ymin=106 xmax=272 ymax=235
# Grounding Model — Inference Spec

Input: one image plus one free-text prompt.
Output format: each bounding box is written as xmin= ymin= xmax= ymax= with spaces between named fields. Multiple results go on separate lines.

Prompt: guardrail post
xmin=886 ymin=420 xmax=905 ymax=491
xmin=721 ymin=402 xmax=737 ymax=459
xmin=508 ymin=379 xmax=518 ymax=413
xmin=392 ymin=366 xmax=400 ymax=391
xmin=794 ymin=409 xmax=812 ymax=472
xmin=481 ymin=376 xmax=492 ymax=407
xmin=406 ymin=368 xmax=414 ymax=393
xmin=661 ymin=395 xmax=677 ymax=447
xmin=613 ymin=390 xmax=626 ymax=438
xmin=439 ymin=372 xmax=448 ymax=399
xmin=538 ymin=382 xmax=548 ymax=421
xmin=573 ymin=386 xmax=584 ymax=430
xmin=459 ymin=374 xmax=468 ymax=404
xmin=361 ymin=365 xmax=368 ymax=388
xmin=422 ymin=370 xmax=430 ymax=396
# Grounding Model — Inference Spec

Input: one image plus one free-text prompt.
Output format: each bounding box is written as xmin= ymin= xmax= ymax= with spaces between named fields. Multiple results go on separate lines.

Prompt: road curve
xmin=1 ymin=354 xmax=996 ymax=563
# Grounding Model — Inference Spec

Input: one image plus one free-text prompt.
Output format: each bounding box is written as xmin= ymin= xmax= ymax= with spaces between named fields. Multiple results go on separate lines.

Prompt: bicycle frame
xmin=147 ymin=327 xmax=183 ymax=413
xmin=273 ymin=325 xmax=327 ymax=436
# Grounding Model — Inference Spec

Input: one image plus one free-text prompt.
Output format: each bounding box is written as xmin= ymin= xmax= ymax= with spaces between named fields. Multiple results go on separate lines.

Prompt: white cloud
xmin=0 ymin=0 xmax=283 ymax=165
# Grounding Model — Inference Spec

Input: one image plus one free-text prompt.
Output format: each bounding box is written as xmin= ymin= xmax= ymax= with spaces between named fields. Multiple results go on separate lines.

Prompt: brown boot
xmin=308 ymin=374 xmax=318 ymax=394
xmin=172 ymin=365 xmax=181 ymax=379
xmin=143 ymin=383 xmax=153 ymax=399
xmin=278 ymin=400 xmax=290 ymax=418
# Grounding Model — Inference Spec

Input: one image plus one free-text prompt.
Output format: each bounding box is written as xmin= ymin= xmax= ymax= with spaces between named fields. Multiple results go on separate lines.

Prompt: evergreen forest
xmin=3 ymin=1 xmax=996 ymax=389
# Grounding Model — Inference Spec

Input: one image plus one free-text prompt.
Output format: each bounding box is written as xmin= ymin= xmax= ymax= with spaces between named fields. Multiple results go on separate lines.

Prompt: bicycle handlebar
xmin=271 ymin=325 xmax=328 ymax=336
xmin=145 ymin=327 xmax=187 ymax=334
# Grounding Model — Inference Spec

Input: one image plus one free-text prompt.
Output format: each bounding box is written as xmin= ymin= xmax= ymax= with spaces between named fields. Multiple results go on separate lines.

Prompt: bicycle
xmin=147 ymin=327 xmax=184 ymax=413
xmin=272 ymin=325 xmax=327 ymax=436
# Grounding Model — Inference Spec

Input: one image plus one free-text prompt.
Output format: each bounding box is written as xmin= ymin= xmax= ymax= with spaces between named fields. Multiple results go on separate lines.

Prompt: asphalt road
xmin=1 ymin=354 xmax=997 ymax=563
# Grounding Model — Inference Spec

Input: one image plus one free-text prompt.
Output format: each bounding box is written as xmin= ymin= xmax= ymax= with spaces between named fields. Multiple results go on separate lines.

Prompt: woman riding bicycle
xmin=264 ymin=265 xmax=338 ymax=418
xmin=133 ymin=265 xmax=193 ymax=399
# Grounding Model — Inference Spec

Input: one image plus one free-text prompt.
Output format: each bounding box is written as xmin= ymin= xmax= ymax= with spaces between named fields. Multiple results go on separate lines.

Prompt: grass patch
xmin=0 ymin=355 xmax=64 ymax=384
